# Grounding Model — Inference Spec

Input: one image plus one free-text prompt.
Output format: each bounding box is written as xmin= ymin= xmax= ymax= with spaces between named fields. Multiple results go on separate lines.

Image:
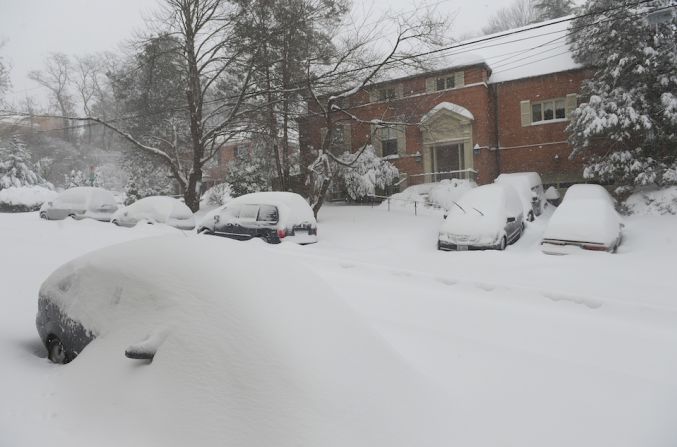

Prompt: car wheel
xmin=498 ymin=236 xmax=507 ymax=251
xmin=527 ymin=211 xmax=534 ymax=222
xmin=198 ymin=227 xmax=212 ymax=235
xmin=47 ymin=336 xmax=68 ymax=364
xmin=39 ymin=212 xmax=47 ymax=219
xmin=111 ymin=219 xmax=119 ymax=226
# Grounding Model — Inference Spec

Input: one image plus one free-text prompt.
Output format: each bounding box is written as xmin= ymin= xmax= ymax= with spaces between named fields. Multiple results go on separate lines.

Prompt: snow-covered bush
xmin=201 ymin=183 xmax=233 ymax=207
xmin=567 ymin=0 xmax=677 ymax=195
xmin=625 ymin=186 xmax=677 ymax=215
xmin=0 ymin=185 xmax=57 ymax=212
xmin=0 ymin=136 xmax=44 ymax=189
xmin=337 ymin=146 xmax=399 ymax=200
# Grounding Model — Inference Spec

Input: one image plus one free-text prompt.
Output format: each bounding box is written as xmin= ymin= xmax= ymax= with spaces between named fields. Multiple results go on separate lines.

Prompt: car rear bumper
xmin=541 ymin=240 xmax=613 ymax=255
xmin=438 ymin=240 xmax=496 ymax=251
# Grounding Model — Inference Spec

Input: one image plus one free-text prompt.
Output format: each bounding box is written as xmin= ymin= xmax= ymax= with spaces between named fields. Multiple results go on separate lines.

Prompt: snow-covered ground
xmin=1 ymin=205 xmax=676 ymax=446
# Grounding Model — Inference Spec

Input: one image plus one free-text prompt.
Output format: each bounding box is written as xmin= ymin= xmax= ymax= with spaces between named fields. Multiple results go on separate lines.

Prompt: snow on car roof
xmin=495 ymin=172 xmax=542 ymax=188
xmin=543 ymin=198 xmax=622 ymax=246
xmin=564 ymin=184 xmax=615 ymax=204
xmin=228 ymin=191 xmax=316 ymax=224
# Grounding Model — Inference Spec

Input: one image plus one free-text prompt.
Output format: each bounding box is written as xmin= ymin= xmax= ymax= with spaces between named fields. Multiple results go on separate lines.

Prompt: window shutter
xmin=369 ymin=90 xmax=377 ymax=103
xmin=454 ymin=71 xmax=465 ymax=88
xmin=520 ymin=100 xmax=532 ymax=127
xmin=565 ymin=94 xmax=578 ymax=119
xmin=425 ymin=77 xmax=435 ymax=93
xmin=370 ymin=123 xmax=382 ymax=156
xmin=320 ymin=127 xmax=328 ymax=148
xmin=343 ymin=124 xmax=352 ymax=151
xmin=396 ymin=83 xmax=403 ymax=99
xmin=396 ymin=125 xmax=406 ymax=156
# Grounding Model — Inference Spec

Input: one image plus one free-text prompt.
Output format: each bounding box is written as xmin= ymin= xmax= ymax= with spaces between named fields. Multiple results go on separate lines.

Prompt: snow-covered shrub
xmin=567 ymin=0 xmax=677 ymax=195
xmin=337 ymin=146 xmax=398 ymax=200
xmin=625 ymin=186 xmax=677 ymax=215
xmin=0 ymin=185 xmax=57 ymax=212
xmin=201 ymin=183 xmax=233 ymax=207
xmin=0 ymin=136 xmax=44 ymax=189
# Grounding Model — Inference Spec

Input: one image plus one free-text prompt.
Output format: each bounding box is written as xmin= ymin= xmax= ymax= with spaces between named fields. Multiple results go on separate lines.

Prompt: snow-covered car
xmin=39 ymin=186 xmax=118 ymax=221
xmin=438 ymin=183 xmax=525 ymax=251
xmin=198 ymin=191 xmax=317 ymax=244
xmin=541 ymin=184 xmax=623 ymax=255
xmin=111 ymin=196 xmax=195 ymax=230
xmin=494 ymin=172 xmax=545 ymax=221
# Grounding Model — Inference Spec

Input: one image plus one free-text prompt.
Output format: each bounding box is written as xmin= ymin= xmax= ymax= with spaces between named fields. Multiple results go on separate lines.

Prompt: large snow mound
xmin=625 ymin=187 xmax=677 ymax=215
xmin=39 ymin=235 xmax=451 ymax=446
xmin=0 ymin=185 xmax=57 ymax=211
xmin=428 ymin=179 xmax=477 ymax=210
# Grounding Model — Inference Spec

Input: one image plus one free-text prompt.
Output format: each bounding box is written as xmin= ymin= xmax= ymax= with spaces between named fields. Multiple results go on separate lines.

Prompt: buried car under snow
xmin=111 ymin=196 xmax=195 ymax=230
xmin=198 ymin=191 xmax=317 ymax=244
xmin=494 ymin=172 xmax=546 ymax=221
xmin=438 ymin=183 xmax=524 ymax=251
xmin=541 ymin=184 xmax=623 ymax=255
xmin=40 ymin=186 xmax=118 ymax=222
xmin=35 ymin=235 xmax=451 ymax=446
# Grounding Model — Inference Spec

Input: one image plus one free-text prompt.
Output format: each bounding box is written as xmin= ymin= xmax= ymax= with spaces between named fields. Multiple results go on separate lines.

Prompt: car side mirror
xmin=507 ymin=217 xmax=516 ymax=223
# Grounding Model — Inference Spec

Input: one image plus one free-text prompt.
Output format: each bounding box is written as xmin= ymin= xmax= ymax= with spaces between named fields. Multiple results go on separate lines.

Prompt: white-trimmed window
xmin=436 ymin=76 xmax=455 ymax=91
xmin=520 ymin=94 xmax=578 ymax=127
xmin=378 ymin=88 xmax=397 ymax=102
xmin=531 ymin=98 xmax=566 ymax=123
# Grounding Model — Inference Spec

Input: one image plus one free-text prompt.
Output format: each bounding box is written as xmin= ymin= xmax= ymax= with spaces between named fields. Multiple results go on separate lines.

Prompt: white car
xmin=494 ymin=172 xmax=545 ymax=221
xmin=112 ymin=196 xmax=195 ymax=230
xmin=198 ymin=191 xmax=318 ymax=244
xmin=39 ymin=186 xmax=118 ymax=221
xmin=541 ymin=184 xmax=623 ymax=255
xmin=438 ymin=183 xmax=525 ymax=251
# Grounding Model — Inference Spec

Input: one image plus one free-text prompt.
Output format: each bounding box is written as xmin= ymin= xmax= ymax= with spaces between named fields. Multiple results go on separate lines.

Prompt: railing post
xmin=414 ymin=201 xmax=417 ymax=216
xmin=388 ymin=198 xmax=390 ymax=212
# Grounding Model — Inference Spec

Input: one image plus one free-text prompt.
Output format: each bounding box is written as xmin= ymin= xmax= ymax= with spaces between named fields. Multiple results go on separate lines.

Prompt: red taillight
xmin=581 ymin=243 xmax=608 ymax=251
xmin=277 ymin=228 xmax=286 ymax=239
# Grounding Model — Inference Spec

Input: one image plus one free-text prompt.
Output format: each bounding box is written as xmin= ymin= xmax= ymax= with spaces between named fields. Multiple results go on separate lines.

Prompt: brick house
xmin=299 ymin=18 xmax=598 ymax=190
xmin=203 ymin=140 xmax=254 ymax=189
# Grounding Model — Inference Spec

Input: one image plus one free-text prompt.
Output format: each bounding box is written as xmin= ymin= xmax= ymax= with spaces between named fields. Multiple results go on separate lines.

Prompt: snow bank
xmin=0 ymin=185 xmax=57 ymax=212
xmin=379 ymin=179 xmax=476 ymax=215
xmin=625 ymin=186 xmax=677 ymax=215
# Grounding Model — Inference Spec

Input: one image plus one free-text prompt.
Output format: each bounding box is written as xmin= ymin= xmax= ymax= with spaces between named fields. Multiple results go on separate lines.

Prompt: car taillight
xmin=581 ymin=243 xmax=608 ymax=251
xmin=277 ymin=228 xmax=286 ymax=239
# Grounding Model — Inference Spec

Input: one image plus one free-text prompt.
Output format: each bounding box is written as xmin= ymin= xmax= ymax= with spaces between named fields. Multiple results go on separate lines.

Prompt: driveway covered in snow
xmin=1 ymin=205 xmax=676 ymax=446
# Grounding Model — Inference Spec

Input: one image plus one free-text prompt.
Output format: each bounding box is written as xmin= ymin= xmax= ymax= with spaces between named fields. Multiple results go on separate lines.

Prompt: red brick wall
xmin=494 ymin=69 xmax=594 ymax=184
xmin=299 ymin=66 xmax=596 ymax=188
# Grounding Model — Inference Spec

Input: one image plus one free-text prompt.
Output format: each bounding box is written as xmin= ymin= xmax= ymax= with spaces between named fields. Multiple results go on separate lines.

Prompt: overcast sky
xmin=0 ymin=0 xmax=513 ymax=107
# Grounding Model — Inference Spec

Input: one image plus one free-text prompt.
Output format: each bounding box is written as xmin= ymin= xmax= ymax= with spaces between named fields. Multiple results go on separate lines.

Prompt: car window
xmin=239 ymin=204 xmax=259 ymax=221
xmin=257 ymin=205 xmax=279 ymax=222
xmin=222 ymin=204 xmax=241 ymax=219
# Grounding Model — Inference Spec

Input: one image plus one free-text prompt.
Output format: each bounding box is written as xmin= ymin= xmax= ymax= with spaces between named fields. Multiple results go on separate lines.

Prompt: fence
xmin=368 ymin=194 xmax=445 ymax=216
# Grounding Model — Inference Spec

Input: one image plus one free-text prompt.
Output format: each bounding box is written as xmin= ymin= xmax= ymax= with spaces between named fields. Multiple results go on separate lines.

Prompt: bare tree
xmin=304 ymin=9 xmax=449 ymax=216
xmin=28 ymin=53 xmax=75 ymax=140
xmin=482 ymin=0 xmax=538 ymax=35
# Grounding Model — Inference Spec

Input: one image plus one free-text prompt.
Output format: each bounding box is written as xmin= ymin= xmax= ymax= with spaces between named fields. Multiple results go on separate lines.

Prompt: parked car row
xmin=38 ymin=187 xmax=319 ymax=245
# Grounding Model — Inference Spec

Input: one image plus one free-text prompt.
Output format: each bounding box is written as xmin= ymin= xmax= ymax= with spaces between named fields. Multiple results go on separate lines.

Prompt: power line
xmin=0 ymin=0 xmax=669 ymax=134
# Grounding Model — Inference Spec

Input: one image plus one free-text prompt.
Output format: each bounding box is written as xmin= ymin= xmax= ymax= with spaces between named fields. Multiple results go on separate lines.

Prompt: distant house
xmin=203 ymin=140 xmax=254 ymax=189
xmin=299 ymin=17 xmax=599 ymax=190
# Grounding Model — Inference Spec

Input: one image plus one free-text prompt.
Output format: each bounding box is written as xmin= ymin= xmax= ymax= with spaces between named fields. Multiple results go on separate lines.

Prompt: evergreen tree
xmin=534 ymin=0 xmax=574 ymax=21
xmin=0 ymin=136 xmax=43 ymax=189
xmin=64 ymin=170 xmax=87 ymax=188
xmin=225 ymin=145 xmax=270 ymax=197
xmin=124 ymin=179 xmax=141 ymax=205
xmin=567 ymin=0 xmax=677 ymax=195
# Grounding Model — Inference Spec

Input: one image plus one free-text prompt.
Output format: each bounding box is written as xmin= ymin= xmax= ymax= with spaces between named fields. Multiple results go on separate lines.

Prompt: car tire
xmin=47 ymin=336 xmax=68 ymax=364
xmin=527 ymin=211 xmax=534 ymax=222
xmin=498 ymin=236 xmax=507 ymax=251
xmin=111 ymin=219 xmax=119 ymax=226
xmin=198 ymin=227 xmax=213 ymax=235
xmin=39 ymin=212 xmax=47 ymax=220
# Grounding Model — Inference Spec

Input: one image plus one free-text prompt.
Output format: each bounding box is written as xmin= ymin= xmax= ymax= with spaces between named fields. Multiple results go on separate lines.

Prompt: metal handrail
xmin=407 ymin=168 xmax=478 ymax=178
xmin=368 ymin=194 xmax=444 ymax=216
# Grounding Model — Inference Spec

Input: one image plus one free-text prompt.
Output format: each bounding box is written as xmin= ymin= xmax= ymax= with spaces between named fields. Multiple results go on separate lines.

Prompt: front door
xmin=433 ymin=143 xmax=463 ymax=182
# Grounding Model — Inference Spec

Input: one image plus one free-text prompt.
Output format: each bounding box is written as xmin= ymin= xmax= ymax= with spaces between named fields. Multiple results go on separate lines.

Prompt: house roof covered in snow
xmin=375 ymin=16 xmax=582 ymax=86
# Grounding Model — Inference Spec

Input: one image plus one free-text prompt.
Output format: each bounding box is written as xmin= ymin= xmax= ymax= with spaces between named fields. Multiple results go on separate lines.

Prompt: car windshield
xmin=257 ymin=205 xmax=278 ymax=222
